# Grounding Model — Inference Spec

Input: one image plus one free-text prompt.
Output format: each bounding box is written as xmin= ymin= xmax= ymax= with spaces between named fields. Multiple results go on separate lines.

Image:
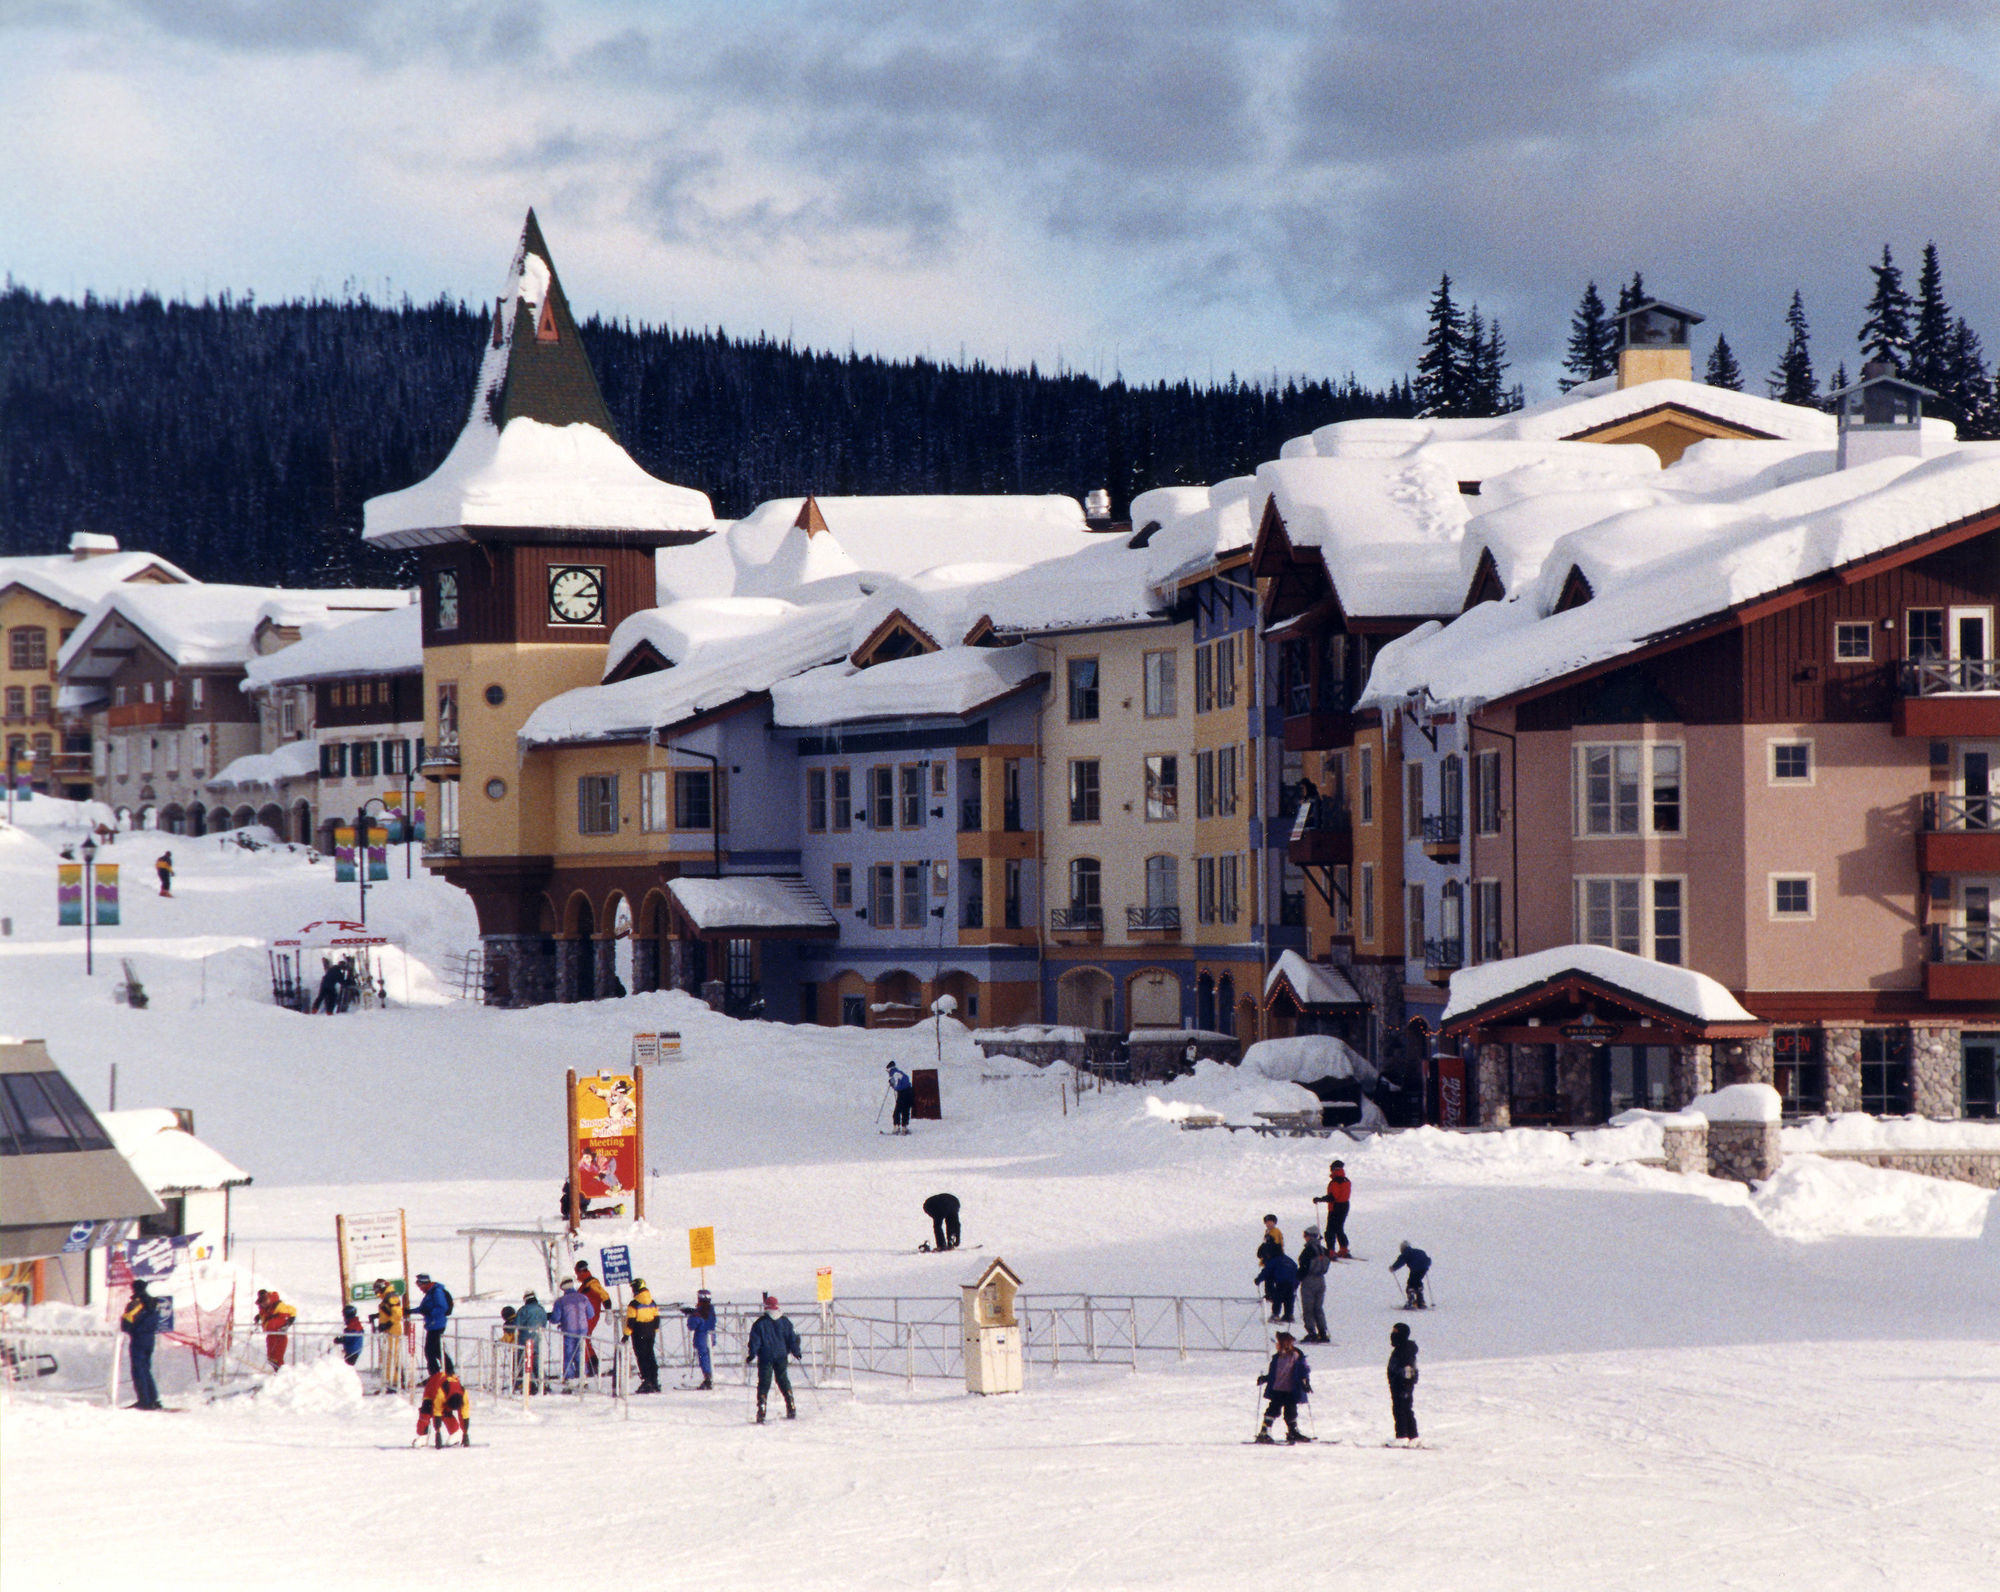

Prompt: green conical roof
xmin=483 ymin=208 xmax=619 ymax=438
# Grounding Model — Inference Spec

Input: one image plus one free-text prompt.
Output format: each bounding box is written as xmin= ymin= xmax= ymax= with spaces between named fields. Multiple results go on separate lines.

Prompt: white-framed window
xmin=639 ymin=769 xmax=670 ymax=832
xmin=1770 ymin=740 xmax=1813 ymax=784
xmin=899 ymin=764 xmax=924 ymax=828
xmin=870 ymin=766 xmax=895 ymax=828
xmin=1144 ymin=755 xmax=1178 ymax=820
xmin=1834 ymin=620 xmax=1873 ymax=661
xmin=1578 ymin=743 xmax=1685 ymax=836
xmin=1143 ymin=650 xmax=1178 ymax=718
xmin=191 ymin=677 xmax=204 ymax=712
xmin=1770 ymin=874 xmax=1815 ymax=919
xmin=831 ymin=767 xmax=852 ymax=831
xmin=1576 ymin=875 xmax=1688 ymax=961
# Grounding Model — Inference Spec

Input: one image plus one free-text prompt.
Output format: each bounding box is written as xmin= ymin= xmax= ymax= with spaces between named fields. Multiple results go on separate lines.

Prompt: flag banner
xmin=573 ymin=1072 xmax=639 ymax=1200
xmin=95 ymin=864 xmax=120 ymax=925
xmin=378 ymin=793 xmax=406 ymax=843
xmin=58 ymin=863 xmax=83 ymax=926
xmin=334 ymin=826 xmax=356 ymax=882
xmin=367 ymin=844 xmax=388 ymax=881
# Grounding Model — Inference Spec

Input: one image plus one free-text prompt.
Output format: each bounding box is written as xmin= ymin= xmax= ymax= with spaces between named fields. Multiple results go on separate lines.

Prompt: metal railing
xmin=1930 ymin=924 xmax=1997 ymax=963
xmin=423 ymin=834 xmax=462 ymax=857
xmin=1422 ymin=813 xmax=1463 ymax=845
xmin=1050 ymin=905 xmax=1103 ymax=932
xmin=1127 ymin=904 xmax=1181 ymax=931
xmin=959 ymin=797 xmax=982 ymax=832
xmin=1923 ymin=792 xmax=1998 ymax=832
xmin=420 ymin=739 xmax=462 ymax=769
xmin=1903 ymin=657 xmax=2000 ymax=695
xmin=1289 ymin=798 xmax=1351 ymax=839
xmin=1423 ymin=936 xmax=1465 ymax=971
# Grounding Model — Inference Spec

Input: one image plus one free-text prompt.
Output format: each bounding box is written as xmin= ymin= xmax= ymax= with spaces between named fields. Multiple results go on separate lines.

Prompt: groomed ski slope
xmin=4 ymin=807 xmax=1999 ymax=1591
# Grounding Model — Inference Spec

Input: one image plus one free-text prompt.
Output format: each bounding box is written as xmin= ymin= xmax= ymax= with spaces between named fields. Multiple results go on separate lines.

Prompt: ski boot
xmin=755 ymin=1398 xmax=767 ymax=1424
xmin=1253 ymin=1427 xmax=1276 ymax=1444
xmin=699 ymin=1374 xmax=713 ymax=1391
xmin=1287 ymin=1431 xmax=1312 ymax=1444
xmin=784 ymin=1395 xmax=796 ymax=1420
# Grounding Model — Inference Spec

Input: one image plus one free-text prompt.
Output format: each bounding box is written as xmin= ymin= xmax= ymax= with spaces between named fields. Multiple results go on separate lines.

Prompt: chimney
xmin=69 ymin=531 xmax=120 ymax=560
xmin=1833 ymin=362 xmax=1935 ymax=470
xmin=1083 ymin=489 xmax=1113 ymax=526
xmin=1612 ymin=300 xmax=1702 ymax=389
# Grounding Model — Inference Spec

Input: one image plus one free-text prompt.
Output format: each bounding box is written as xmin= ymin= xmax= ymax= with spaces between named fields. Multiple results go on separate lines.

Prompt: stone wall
xmin=1714 ymin=1035 xmax=1775 ymax=1087
xmin=974 ymin=1029 xmax=1125 ymax=1074
xmin=1707 ymin=1120 xmax=1782 ymax=1183
xmin=1911 ymin=1028 xmax=1962 ymax=1118
xmin=1823 ymin=1026 xmax=1861 ymax=1113
xmin=1126 ymin=1032 xmax=1238 ymax=1082
xmin=1811 ymin=1150 xmax=2000 ymax=1189
xmin=1668 ymin=1044 xmax=1712 ymax=1108
xmin=1557 ymin=1043 xmax=1595 ymax=1124
xmin=1660 ymin=1121 xmax=1707 ymax=1175
xmin=1475 ymin=1043 xmax=1510 ymax=1128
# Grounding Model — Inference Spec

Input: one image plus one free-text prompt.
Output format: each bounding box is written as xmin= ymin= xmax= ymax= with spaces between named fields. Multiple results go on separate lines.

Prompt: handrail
xmin=1902 ymin=657 xmax=2000 ymax=695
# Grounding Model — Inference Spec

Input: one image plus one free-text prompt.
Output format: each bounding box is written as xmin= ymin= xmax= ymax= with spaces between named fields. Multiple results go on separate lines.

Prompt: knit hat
xmin=763 ymin=1294 xmax=779 ymax=1311
xmin=1304 ymin=1226 xmax=1320 ymax=1239
xmin=697 ymin=1288 xmax=711 ymax=1299
xmin=1330 ymin=1160 xmax=1345 ymax=1170
xmin=1391 ymin=1322 xmax=1410 ymax=1343
xmin=1274 ymin=1330 xmax=1295 ymax=1344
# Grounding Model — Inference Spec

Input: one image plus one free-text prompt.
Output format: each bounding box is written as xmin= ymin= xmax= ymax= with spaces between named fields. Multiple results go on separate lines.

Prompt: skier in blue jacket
xmin=683 ymin=1289 xmax=717 ymax=1390
xmin=1390 ymin=1241 xmax=1432 ymax=1309
xmin=745 ymin=1294 xmax=802 ymax=1423
xmin=411 ymin=1273 xmax=454 ymax=1374
xmin=550 ymin=1280 xmax=595 ymax=1385
xmin=1255 ymin=1248 xmax=1299 ymax=1325
xmin=1254 ymin=1329 xmax=1312 ymax=1444
xmin=886 ymin=1063 xmax=915 ymax=1134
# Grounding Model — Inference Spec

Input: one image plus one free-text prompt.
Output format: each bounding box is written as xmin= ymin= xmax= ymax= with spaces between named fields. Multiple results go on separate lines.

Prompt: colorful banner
xmin=378 ymin=792 xmax=426 ymax=844
xmin=58 ymin=863 xmax=83 ymax=926
xmin=573 ymin=1072 xmax=639 ymax=1200
xmin=367 ymin=843 xmax=388 ymax=882
xmin=95 ymin=864 xmax=119 ymax=925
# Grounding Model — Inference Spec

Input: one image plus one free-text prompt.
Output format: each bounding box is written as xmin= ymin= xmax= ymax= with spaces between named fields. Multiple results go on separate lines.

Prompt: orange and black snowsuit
xmin=415 ymin=1368 xmax=468 ymax=1442
xmin=256 ymin=1291 xmax=297 ymax=1369
xmin=575 ymin=1267 xmax=611 ymax=1373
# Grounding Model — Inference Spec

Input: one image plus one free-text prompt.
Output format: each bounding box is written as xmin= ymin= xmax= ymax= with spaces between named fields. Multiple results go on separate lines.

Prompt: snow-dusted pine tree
xmin=1908 ymin=243 xmax=1953 ymax=397
xmin=1561 ymin=282 xmax=1615 ymax=391
xmin=1768 ymin=291 xmax=1817 ymax=406
xmin=1704 ymin=335 xmax=1744 ymax=391
xmin=1858 ymin=245 xmax=1913 ymax=372
xmin=1415 ymin=274 xmax=1470 ymax=418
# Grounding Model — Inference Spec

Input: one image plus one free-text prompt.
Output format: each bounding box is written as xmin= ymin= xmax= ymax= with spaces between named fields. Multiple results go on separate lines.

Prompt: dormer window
xmin=536 ymin=297 xmax=559 ymax=343
xmin=1556 ymin=566 xmax=1595 ymax=613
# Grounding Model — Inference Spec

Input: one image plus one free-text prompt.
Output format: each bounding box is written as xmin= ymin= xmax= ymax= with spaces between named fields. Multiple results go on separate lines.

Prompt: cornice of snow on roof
xmin=57 ymin=586 xmax=407 ymax=678
xmin=770 ymin=642 xmax=1044 ymax=729
xmin=1360 ymin=446 xmax=2000 ymax=716
xmin=0 ymin=550 xmax=194 ymax=616
xmin=241 ymin=601 xmax=423 ymax=690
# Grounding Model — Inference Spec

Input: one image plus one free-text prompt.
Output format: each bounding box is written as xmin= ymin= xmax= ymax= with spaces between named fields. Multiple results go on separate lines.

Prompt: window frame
xmin=870 ymin=863 xmax=896 ymax=928
xmin=1405 ymin=762 xmax=1424 ymax=840
xmin=1217 ymin=852 xmax=1240 ymax=924
xmin=577 ymin=772 xmax=619 ymax=837
xmin=674 ymin=768 xmax=714 ymax=832
xmin=1769 ymin=873 xmax=1815 ymax=920
xmin=1360 ymin=861 xmax=1376 ymax=942
xmin=1769 ymin=739 xmax=1814 ymax=786
xmin=1473 ymin=878 xmax=1504 ymax=962
xmin=901 ymin=862 xmax=926 ymax=927
xmin=831 ymin=766 xmax=852 ymax=832
xmin=1834 ymin=620 xmax=1873 ymax=662
xmin=1358 ymin=745 xmax=1374 ymax=826
xmin=1068 ymin=758 xmax=1101 ymax=824
xmin=1217 ymin=744 xmax=1239 ymax=817
xmin=806 ymin=767 xmax=828 ymax=833
xmin=1143 ymin=650 xmax=1178 ymax=718
xmin=869 ymin=766 xmax=895 ymax=830
xmin=1474 ymin=750 xmax=1502 ymax=835
xmin=832 ymin=864 xmax=853 ymax=908
xmin=1066 ymin=657 xmax=1101 ymax=723
xmin=899 ymin=763 xmax=924 ymax=829
xmin=1906 ymin=607 xmax=1944 ymax=660
xmin=639 ymin=769 xmax=670 ymax=833
xmin=1144 ymin=754 xmax=1178 ymax=821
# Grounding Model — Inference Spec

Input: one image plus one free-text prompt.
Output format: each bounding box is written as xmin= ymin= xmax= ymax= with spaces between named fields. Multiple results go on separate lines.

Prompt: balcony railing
xmin=1903 ymin=658 xmax=2000 ymax=696
xmin=420 ymin=739 xmax=462 ymax=771
xmin=1050 ymin=905 xmax=1103 ymax=933
xmin=1931 ymin=924 xmax=1997 ymax=963
xmin=960 ymin=797 xmax=982 ymax=832
xmin=106 ymin=701 xmax=188 ymax=729
xmin=1923 ymin=792 xmax=1998 ymax=832
xmin=1423 ymin=936 xmax=1465 ymax=971
xmin=423 ymin=834 xmax=463 ymax=858
xmin=1422 ymin=813 xmax=1463 ymax=846
xmin=1127 ymin=904 xmax=1182 ymax=932
xmin=1289 ymin=798 xmax=1351 ymax=840
xmin=1284 ymin=682 xmax=1351 ymax=717
xmin=1279 ymin=890 xmax=1306 ymax=927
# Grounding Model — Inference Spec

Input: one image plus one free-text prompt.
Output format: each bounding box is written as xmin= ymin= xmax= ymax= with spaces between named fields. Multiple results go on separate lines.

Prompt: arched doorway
xmin=1217 ymin=975 xmax=1237 ymax=1036
xmin=188 ymin=804 xmax=208 ymax=837
xmin=232 ymin=805 xmax=255 ymax=830
xmin=1127 ymin=967 xmax=1181 ymax=1029
xmin=257 ymin=803 xmax=284 ymax=834
xmin=834 ymin=970 xmax=868 ymax=1027
xmin=873 ymin=969 xmax=922 ymax=1027
xmin=1057 ymin=967 xmax=1115 ymax=1029
xmin=605 ymin=892 xmax=633 ymax=997
xmin=934 ymin=969 xmax=980 ymax=1026
xmin=565 ymin=893 xmax=597 ymax=1003
xmin=292 ymin=801 xmax=312 ymax=844
xmin=159 ymin=804 xmax=184 ymax=836
xmin=634 ymin=890 xmax=669 ymax=993
xmin=1196 ymin=973 xmax=1216 ymax=1032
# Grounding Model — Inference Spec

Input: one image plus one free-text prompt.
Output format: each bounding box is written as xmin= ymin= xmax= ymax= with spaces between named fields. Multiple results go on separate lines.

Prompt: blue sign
xmin=62 ymin=1220 xmax=98 ymax=1253
xmin=155 ymin=1298 xmax=175 ymax=1332
xmin=598 ymin=1245 xmax=632 ymax=1287
xmin=124 ymin=1237 xmax=179 ymax=1280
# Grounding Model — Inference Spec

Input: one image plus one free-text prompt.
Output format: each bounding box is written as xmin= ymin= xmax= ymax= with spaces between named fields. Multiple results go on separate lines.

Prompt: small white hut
xmin=99 ymin=1109 xmax=252 ymax=1273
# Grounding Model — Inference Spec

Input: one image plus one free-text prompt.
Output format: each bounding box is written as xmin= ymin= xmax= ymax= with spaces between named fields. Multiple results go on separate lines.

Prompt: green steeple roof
xmin=484 ymin=208 xmax=620 ymax=439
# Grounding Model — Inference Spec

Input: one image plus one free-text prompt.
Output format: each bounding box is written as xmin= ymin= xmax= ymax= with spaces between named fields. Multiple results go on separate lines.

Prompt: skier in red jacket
xmin=1312 ymin=1159 xmax=1353 ymax=1257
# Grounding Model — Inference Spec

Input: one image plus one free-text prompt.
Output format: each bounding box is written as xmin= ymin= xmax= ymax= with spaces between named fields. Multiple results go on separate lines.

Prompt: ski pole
xmin=875 ymin=1085 xmax=891 ymax=1125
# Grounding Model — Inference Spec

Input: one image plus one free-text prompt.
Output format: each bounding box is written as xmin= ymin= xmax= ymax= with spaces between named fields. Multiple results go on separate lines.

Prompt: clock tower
xmin=362 ymin=210 xmax=714 ymax=964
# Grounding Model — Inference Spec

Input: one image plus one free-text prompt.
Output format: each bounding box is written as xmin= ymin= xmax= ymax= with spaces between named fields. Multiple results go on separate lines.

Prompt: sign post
xmin=570 ymin=1067 xmax=641 ymax=1226
xmin=336 ymin=1209 xmax=409 ymax=1305
xmin=688 ymin=1226 xmax=715 ymax=1293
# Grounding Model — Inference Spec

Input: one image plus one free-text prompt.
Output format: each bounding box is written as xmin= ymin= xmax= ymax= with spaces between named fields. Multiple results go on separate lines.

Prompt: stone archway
xmin=257 ymin=803 xmax=285 ymax=834
xmin=1057 ymin=966 xmax=1115 ymax=1029
xmin=873 ymin=969 xmax=922 ymax=1028
xmin=934 ymin=969 xmax=980 ymax=1026
xmin=633 ymin=889 xmax=670 ymax=994
xmin=159 ymin=804 xmax=185 ymax=836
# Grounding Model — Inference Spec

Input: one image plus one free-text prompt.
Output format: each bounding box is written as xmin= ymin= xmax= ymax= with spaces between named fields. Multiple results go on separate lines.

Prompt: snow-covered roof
xmin=1441 ymin=945 xmax=1757 ymax=1026
xmin=1241 ymin=1034 xmax=1379 ymax=1089
xmin=1363 ymin=440 xmax=2000 ymax=713
xmin=771 ymin=643 xmax=1041 ymax=727
xmin=207 ymin=739 xmax=318 ymax=790
xmin=1262 ymin=950 xmax=1364 ymax=1009
xmin=0 ymin=545 xmax=193 ymax=616
xmin=521 ymin=600 xmax=859 ymax=746
xmin=668 ymin=875 xmax=837 ymax=933
xmin=102 ymin=1109 xmax=251 ymax=1193
xmin=241 ymin=600 xmax=422 ymax=689
xmin=722 ymin=496 xmax=1096 ymax=589
xmin=363 ymin=212 xmax=713 ymax=548
xmin=56 ymin=586 xmax=410 ymax=678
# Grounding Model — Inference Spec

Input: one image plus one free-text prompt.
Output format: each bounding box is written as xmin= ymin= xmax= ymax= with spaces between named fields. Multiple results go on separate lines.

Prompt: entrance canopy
xmin=1440 ymin=945 xmax=1766 ymax=1045
xmin=1263 ymin=950 xmax=1365 ymax=1014
xmin=273 ymin=919 xmax=397 ymax=952
xmin=667 ymin=875 xmax=838 ymax=941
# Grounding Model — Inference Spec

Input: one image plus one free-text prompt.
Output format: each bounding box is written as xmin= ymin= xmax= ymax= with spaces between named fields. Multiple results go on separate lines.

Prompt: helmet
xmin=1304 ymin=1226 xmax=1319 ymax=1239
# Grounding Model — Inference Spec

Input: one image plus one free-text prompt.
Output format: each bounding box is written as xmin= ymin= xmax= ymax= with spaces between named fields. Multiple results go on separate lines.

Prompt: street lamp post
xmin=79 ymin=834 xmax=98 ymax=976
xmin=355 ymin=798 xmax=392 ymax=926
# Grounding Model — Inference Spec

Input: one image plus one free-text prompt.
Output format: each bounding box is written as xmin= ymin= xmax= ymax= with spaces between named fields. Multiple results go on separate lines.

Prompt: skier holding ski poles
xmin=1297 ymin=1226 xmax=1331 ymax=1343
xmin=1390 ymin=1240 xmax=1432 ymax=1309
xmin=1254 ymin=1330 xmax=1312 ymax=1444
xmin=1312 ymin=1159 xmax=1353 ymax=1257
xmin=886 ymin=1062 xmax=915 ymax=1134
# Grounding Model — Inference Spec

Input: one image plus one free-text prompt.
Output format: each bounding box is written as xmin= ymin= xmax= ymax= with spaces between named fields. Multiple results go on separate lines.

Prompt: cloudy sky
xmin=6 ymin=0 xmax=1998 ymax=397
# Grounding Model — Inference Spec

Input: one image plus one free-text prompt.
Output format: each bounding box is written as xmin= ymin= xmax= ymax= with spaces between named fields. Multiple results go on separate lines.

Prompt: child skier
xmin=514 ymin=1290 xmax=548 ymax=1389
xmin=338 ymin=1305 xmax=366 ymax=1366
xmin=1254 ymin=1330 xmax=1312 ymax=1444
xmin=684 ymin=1289 xmax=716 ymax=1389
xmin=1387 ymin=1322 xmax=1420 ymax=1445
xmin=745 ymin=1294 xmax=802 ymax=1423
xmin=414 ymin=1358 xmax=470 ymax=1447
xmin=155 ymin=851 xmax=173 ymax=897
xmin=1255 ymin=1245 xmax=1299 ymax=1325
xmin=1390 ymin=1241 xmax=1432 ymax=1309
xmin=255 ymin=1289 xmax=296 ymax=1370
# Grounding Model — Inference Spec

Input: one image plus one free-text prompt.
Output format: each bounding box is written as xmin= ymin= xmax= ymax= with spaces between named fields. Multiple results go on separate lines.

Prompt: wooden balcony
xmin=1926 ymin=926 xmax=2000 ymax=1001
xmin=1420 ymin=813 xmax=1462 ymax=862
xmin=1287 ymin=800 xmax=1352 ymax=866
xmin=1919 ymin=793 xmax=2000 ymax=873
xmin=107 ymin=701 xmax=188 ymax=729
xmin=1894 ymin=659 xmax=2000 ymax=738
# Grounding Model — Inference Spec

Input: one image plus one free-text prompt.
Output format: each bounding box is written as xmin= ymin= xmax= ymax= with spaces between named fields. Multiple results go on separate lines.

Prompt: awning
xmin=668 ymin=876 xmax=839 ymax=938
xmin=273 ymin=919 xmax=397 ymax=950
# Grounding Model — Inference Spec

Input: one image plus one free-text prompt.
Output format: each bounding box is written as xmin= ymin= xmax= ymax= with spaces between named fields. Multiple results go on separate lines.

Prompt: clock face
xmin=548 ymin=564 xmax=607 ymax=625
xmin=436 ymin=570 xmax=460 ymax=631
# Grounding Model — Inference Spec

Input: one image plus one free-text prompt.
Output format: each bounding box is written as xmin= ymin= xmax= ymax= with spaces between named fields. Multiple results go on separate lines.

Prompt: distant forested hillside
xmin=0 ymin=287 xmax=1410 ymax=586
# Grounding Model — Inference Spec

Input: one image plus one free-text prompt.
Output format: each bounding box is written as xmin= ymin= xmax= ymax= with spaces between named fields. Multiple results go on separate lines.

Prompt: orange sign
xmin=572 ymin=1072 xmax=639 ymax=1201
